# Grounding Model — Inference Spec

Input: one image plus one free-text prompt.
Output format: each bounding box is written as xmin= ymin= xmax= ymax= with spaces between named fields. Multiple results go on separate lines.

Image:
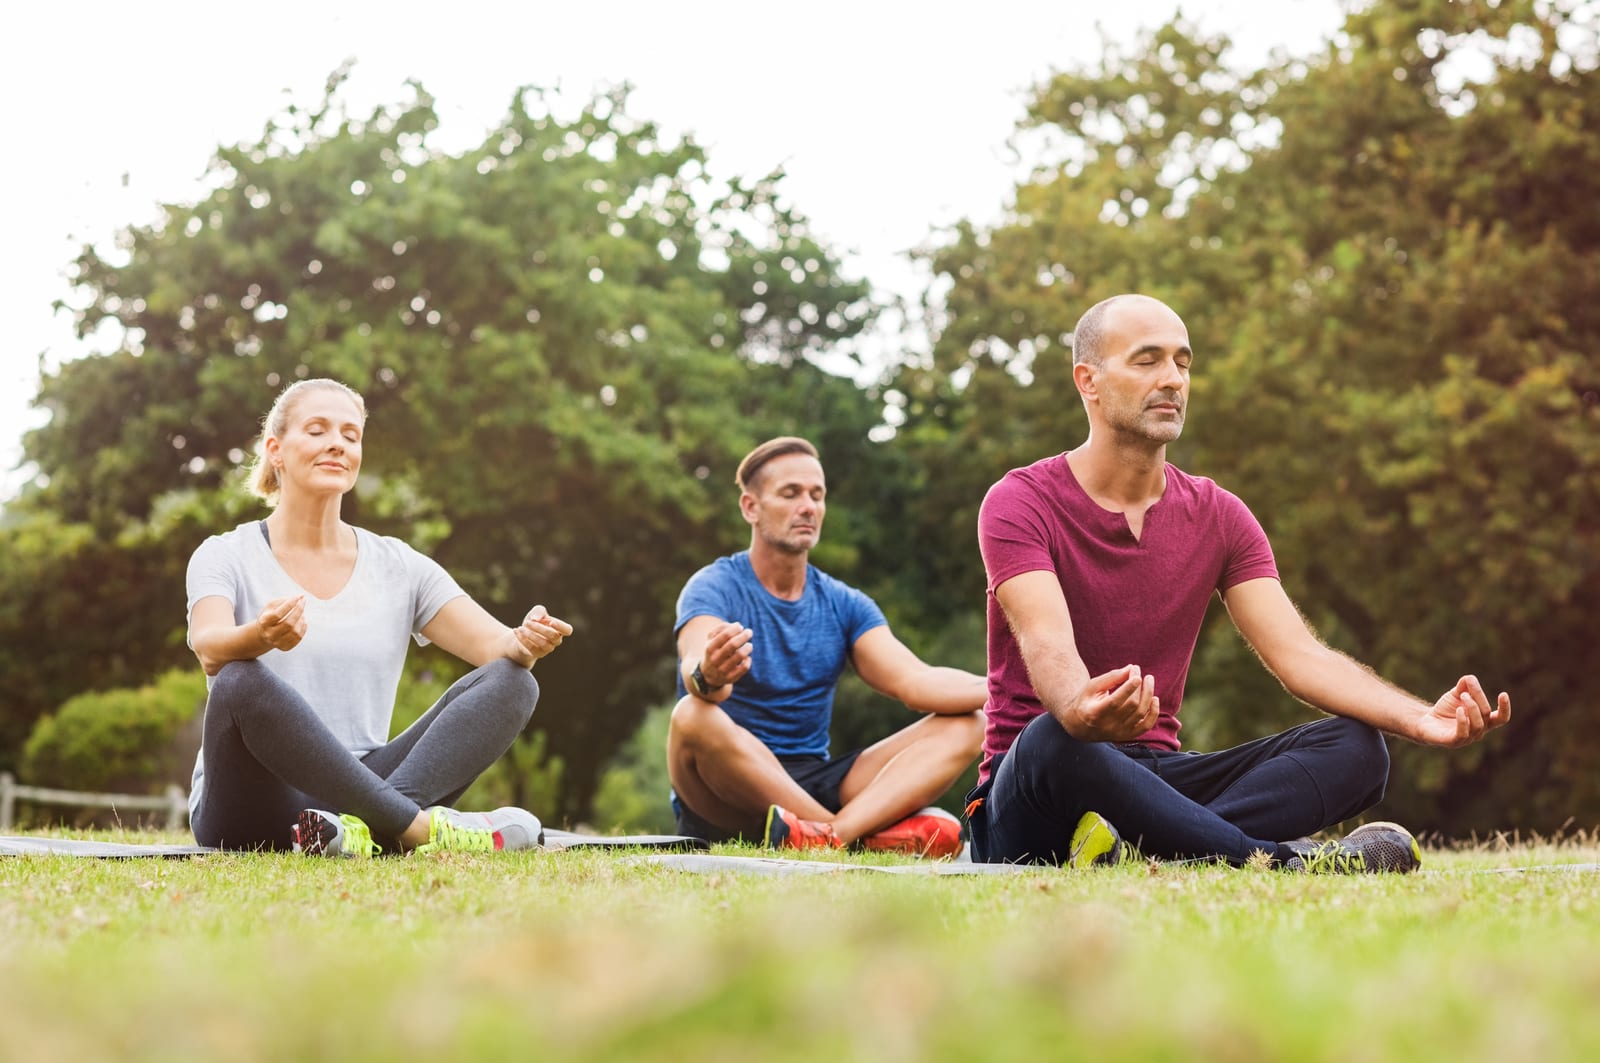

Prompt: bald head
xmin=1069 ymin=293 xmax=1193 ymax=443
xmin=1071 ymin=294 xmax=1182 ymax=367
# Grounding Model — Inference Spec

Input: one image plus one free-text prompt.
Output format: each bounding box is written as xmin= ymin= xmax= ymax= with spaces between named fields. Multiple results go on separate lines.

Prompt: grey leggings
xmin=190 ymin=657 xmax=538 ymax=851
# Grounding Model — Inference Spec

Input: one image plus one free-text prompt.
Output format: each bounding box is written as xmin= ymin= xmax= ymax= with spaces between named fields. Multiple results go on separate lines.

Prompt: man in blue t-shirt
xmin=670 ymin=437 xmax=987 ymax=857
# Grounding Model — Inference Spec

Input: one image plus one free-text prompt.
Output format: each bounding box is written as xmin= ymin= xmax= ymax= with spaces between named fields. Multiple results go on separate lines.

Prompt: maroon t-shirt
xmin=977 ymin=454 xmax=1279 ymax=781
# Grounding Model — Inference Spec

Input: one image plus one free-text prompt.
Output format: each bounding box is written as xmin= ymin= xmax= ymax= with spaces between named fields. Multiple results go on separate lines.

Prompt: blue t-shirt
xmin=674 ymin=552 xmax=887 ymax=757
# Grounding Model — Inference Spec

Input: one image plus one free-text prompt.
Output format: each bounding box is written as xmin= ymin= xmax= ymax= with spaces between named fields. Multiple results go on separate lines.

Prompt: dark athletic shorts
xmin=673 ymin=749 xmax=864 ymax=843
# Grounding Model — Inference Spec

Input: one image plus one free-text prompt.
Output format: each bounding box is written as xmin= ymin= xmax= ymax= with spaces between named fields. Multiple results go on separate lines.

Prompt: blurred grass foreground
xmin=1 ymin=835 xmax=1598 ymax=1061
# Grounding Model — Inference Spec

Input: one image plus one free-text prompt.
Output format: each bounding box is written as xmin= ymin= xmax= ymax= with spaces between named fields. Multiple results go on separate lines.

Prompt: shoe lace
xmin=421 ymin=810 xmax=495 ymax=854
xmin=339 ymin=815 xmax=378 ymax=858
xmin=806 ymin=821 xmax=841 ymax=848
xmin=1296 ymin=840 xmax=1365 ymax=874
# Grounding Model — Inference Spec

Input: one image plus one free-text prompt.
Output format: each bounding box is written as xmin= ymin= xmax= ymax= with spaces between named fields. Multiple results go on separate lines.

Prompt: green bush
xmin=389 ymin=657 xmax=569 ymax=824
xmin=589 ymin=704 xmax=675 ymax=834
xmin=21 ymin=669 xmax=206 ymax=793
xmin=457 ymin=729 xmax=567 ymax=826
xmin=386 ymin=658 xmax=460 ymax=735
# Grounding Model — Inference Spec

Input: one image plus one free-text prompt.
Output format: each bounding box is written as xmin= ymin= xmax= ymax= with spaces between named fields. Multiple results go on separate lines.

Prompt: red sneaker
xmin=860 ymin=806 xmax=963 ymax=859
xmin=764 ymin=804 xmax=841 ymax=850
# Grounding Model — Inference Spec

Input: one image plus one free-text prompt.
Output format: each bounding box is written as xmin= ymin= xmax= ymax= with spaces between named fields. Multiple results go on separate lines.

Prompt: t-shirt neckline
xmin=256 ymin=519 xmax=365 ymax=603
xmin=737 ymin=551 xmax=810 ymax=606
xmin=1055 ymin=453 xmax=1169 ymax=543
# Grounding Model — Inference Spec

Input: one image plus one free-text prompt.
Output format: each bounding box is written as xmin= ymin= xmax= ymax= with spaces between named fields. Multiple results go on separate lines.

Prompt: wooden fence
xmin=0 ymin=773 xmax=188 ymax=831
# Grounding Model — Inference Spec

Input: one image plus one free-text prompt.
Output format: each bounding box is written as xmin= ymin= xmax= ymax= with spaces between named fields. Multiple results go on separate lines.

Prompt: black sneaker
xmin=1283 ymin=821 xmax=1421 ymax=874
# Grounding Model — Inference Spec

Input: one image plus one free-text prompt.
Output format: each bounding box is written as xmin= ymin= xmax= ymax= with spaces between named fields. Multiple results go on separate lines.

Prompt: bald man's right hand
xmin=1063 ymin=664 xmax=1160 ymax=743
xmin=699 ymin=620 xmax=754 ymax=689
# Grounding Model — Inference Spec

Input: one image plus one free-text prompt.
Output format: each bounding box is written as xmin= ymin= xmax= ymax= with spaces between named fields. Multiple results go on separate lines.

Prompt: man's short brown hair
xmin=736 ymin=436 xmax=819 ymax=494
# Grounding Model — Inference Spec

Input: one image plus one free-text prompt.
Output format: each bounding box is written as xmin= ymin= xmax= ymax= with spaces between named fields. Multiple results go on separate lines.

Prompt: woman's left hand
xmin=509 ymin=604 xmax=573 ymax=665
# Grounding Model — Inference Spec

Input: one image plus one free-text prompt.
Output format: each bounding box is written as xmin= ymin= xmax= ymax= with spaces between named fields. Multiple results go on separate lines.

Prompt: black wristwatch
xmin=687 ymin=662 xmax=724 ymax=698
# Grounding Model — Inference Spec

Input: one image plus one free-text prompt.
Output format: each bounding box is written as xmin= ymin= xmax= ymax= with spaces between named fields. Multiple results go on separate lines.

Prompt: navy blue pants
xmin=969 ymin=714 xmax=1390 ymax=866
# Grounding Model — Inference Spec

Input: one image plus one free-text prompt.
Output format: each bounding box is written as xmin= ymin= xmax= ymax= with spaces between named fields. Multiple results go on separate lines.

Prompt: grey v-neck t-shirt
xmin=184 ymin=521 xmax=466 ymax=814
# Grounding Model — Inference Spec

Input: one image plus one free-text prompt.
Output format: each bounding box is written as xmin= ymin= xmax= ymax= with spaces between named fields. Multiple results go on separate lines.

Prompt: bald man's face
xmin=1084 ymin=298 xmax=1192 ymax=444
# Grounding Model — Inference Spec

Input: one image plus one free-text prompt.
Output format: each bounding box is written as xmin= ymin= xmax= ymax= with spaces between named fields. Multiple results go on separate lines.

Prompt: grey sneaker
xmin=1283 ymin=821 xmax=1421 ymax=874
xmin=414 ymin=806 xmax=543 ymax=854
xmin=292 ymin=809 xmax=377 ymax=858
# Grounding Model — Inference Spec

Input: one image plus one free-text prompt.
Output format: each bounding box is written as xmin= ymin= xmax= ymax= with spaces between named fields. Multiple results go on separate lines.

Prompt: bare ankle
xmin=397 ymin=810 xmax=431 ymax=850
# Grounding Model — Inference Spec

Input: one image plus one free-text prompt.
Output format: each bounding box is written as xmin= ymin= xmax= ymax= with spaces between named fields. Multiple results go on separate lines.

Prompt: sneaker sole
xmin=1068 ymin=812 xmax=1123 ymax=869
xmin=292 ymin=810 xmax=338 ymax=856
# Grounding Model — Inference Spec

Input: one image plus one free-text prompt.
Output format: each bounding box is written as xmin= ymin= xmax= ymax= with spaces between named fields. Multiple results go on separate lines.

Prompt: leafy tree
xmin=887 ymin=0 xmax=1600 ymax=834
xmin=10 ymin=71 xmax=882 ymax=817
xmin=0 ymin=507 xmax=222 ymax=770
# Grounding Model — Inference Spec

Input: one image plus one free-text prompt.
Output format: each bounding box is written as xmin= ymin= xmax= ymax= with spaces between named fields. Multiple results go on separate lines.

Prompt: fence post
xmin=164 ymin=785 xmax=187 ymax=831
xmin=0 ymin=773 xmax=14 ymax=831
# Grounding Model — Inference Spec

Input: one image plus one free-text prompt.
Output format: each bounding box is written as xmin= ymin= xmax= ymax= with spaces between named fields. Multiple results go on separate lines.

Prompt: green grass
xmin=1 ymin=834 xmax=1597 ymax=1061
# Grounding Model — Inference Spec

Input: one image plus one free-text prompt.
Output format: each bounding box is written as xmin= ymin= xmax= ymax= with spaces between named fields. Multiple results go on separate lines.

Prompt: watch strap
xmin=689 ymin=662 xmax=720 ymax=697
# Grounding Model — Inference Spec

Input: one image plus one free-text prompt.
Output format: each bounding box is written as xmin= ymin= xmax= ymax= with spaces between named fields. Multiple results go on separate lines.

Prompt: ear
xmin=738 ymin=490 xmax=759 ymax=526
xmin=264 ymin=434 xmax=282 ymax=468
xmin=1072 ymin=362 xmax=1099 ymax=404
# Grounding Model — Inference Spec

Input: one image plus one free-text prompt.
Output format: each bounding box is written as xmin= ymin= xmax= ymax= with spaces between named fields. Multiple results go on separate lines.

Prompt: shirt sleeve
xmin=841 ymin=584 xmax=889 ymax=644
xmin=1217 ymin=490 xmax=1280 ymax=590
xmin=405 ymin=543 xmax=467 ymax=643
xmin=185 ymin=535 xmax=239 ymax=620
xmin=674 ymin=564 xmax=731 ymax=635
xmin=978 ymin=474 xmax=1058 ymax=593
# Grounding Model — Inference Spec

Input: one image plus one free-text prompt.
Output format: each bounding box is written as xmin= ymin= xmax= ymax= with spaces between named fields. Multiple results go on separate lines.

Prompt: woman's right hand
xmin=256 ymin=594 xmax=308 ymax=653
xmin=510 ymin=604 xmax=573 ymax=665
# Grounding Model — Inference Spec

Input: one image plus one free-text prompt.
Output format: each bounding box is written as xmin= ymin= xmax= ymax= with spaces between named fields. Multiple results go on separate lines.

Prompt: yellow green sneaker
xmin=1067 ymin=811 xmax=1130 ymax=869
xmin=413 ymin=806 xmax=543 ymax=855
xmin=292 ymin=809 xmax=377 ymax=858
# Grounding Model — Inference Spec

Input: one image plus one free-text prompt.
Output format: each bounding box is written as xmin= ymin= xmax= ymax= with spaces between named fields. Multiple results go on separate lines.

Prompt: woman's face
xmin=266 ymin=388 xmax=365 ymax=500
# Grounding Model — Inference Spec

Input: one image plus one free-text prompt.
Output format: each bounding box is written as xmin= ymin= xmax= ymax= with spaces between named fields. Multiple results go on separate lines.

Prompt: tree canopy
xmin=888 ymin=0 xmax=1599 ymax=833
xmin=5 ymin=72 xmax=885 ymax=814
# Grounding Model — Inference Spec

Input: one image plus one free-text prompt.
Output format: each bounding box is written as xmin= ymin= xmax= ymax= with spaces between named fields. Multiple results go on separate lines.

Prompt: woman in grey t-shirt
xmin=185 ymin=378 xmax=572 ymax=856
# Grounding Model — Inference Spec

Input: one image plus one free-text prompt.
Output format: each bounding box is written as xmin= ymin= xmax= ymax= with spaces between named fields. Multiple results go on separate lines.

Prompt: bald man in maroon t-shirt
xmin=967 ymin=294 xmax=1511 ymax=873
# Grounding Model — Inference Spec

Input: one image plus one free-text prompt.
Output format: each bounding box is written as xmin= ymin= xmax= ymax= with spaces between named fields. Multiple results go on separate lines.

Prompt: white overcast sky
xmin=0 ymin=0 xmax=1346 ymax=504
